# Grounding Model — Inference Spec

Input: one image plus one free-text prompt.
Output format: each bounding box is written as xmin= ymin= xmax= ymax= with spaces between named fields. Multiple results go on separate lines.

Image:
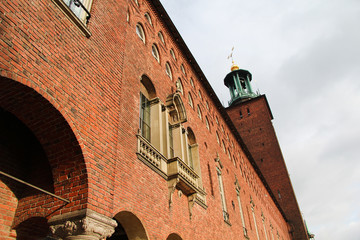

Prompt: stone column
xmin=48 ymin=209 xmax=117 ymax=240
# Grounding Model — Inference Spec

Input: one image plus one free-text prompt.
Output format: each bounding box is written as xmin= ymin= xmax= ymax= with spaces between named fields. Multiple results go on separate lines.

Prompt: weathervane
xmin=227 ymin=47 xmax=235 ymax=64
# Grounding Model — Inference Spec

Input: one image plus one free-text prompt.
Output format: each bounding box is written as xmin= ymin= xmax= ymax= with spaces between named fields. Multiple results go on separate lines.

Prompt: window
xmin=236 ymin=189 xmax=248 ymax=237
xmin=140 ymin=93 xmax=151 ymax=141
xmin=144 ymin=12 xmax=152 ymax=26
xmin=133 ymin=0 xmax=139 ymax=6
xmin=190 ymin=78 xmax=195 ymax=88
xmin=62 ymin=0 xmax=92 ymax=24
xmin=205 ymin=101 xmax=209 ymax=110
xmin=176 ymin=79 xmax=183 ymax=94
xmin=158 ymin=31 xmax=165 ymax=44
xmin=152 ymin=44 xmax=160 ymax=63
xmin=170 ymin=49 xmax=176 ymax=61
xmin=165 ymin=62 xmax=172 ymax=80
xmin=205 ymin=117 xmax=210 ymax=131
xmin=215 ymin=116 xmax=219 ymax=125
xmin=169 ymin=124 xmax=174 ymax=158
xmin=222 ymin=140 xmax=226 ymax=153
xmin=139 ymin=75 xmax=156 ymax=142
xmin=188 ymin=93 xmax=194 ymax=108
xmin=136 ymin=23 xmax=145 ymax=43
xmin=197 ymin=105 xmax=202 ymax=120
xmin=217 ymin=167 xmax=229 ymax=222
xmin=180 ymin=64 xmax=186 ymax=75
xmin=126 ymin=9 xmax=130 ymax=22
xmin=198 ymin=90 xmax=202 ymax=99
xmin=186 ymin=128 xmax=198 ymax=171
xmin=216 ymin=131 xmax=220 ymax=144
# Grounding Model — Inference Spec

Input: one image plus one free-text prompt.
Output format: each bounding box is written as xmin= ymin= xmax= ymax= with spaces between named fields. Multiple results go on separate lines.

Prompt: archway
xmin=107 ymin=211 xmax=148 ymax=240
xmin=0 ymin=77 xmax=88 ymax=239
xmin=166 ymin=233 xmax=183 ymax=240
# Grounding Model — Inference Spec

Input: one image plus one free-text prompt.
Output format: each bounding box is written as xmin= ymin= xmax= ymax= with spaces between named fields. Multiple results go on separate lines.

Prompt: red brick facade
xmin=0 ymin=0 xmax=308 ymax=239
xmin=226 ymin=96 xmax=308 ymax=239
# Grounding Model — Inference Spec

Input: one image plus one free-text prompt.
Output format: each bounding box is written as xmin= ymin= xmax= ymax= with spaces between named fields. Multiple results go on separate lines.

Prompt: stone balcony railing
xmin=136 ymin=135 xmax=206 ymax=208
xmin=167 ymin=157 xmax=199 ymax=196
xmin=136 ymin=134 xmax=167 ymax=177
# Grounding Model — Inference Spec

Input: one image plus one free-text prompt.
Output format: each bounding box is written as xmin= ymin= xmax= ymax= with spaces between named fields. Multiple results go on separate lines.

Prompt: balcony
xmin=137 ymin=134 xmax=167 ymax=177
xmin=167 ymin=157 xmax=199 ymax=195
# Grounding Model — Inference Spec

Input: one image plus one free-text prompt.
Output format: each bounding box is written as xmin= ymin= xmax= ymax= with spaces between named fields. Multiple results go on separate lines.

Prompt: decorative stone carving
xmin=168 ymin=178 xmax=180 ymax=210
xmin=48 ymin=209 xmax=117 ymax=240
xmin=188 ymin=193 xmax=197 ymax=220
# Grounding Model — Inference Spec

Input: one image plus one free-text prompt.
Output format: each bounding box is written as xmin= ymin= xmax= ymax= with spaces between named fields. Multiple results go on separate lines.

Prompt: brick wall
xmin=0 ymin=0 xmax=301 ymax=239
xmin=226 ymin=96 xmax=308 ymax=239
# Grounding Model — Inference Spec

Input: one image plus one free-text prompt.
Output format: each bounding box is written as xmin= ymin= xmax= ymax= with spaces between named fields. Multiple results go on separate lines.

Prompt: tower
xmin=224 ymin=63 xmax=258 ymax=106
xmin=224 ymin=63 xmax=309 ymax=240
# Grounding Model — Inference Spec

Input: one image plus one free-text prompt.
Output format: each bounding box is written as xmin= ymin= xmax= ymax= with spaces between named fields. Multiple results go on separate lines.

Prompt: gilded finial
xmin=227 ymin=47 xmax=239 ymax=71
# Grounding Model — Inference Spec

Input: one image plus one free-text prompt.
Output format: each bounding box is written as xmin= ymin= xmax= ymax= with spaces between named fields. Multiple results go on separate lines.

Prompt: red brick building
xmin=0 ymin=0 xmax=309 ymax=239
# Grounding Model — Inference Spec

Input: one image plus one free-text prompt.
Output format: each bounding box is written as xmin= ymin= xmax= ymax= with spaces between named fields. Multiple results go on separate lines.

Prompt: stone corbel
xmin=48 ymin=209 xmax=117 ymax=240
xmin=215 ymin=153 xmax=223 ymax=169
xmin=168 ymin=178 xmax=179 ymax=210
xmin=188 ymin=193 xmax=197 ymax=220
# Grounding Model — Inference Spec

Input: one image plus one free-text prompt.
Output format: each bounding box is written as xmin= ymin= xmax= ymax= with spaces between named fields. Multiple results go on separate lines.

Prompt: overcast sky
xmin=160 ymin=0 xmax=360 ymax=239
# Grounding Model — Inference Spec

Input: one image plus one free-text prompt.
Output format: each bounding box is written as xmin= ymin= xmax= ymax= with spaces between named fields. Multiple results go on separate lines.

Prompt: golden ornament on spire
xmin=231 ymin=61 xmax=239 ymax=71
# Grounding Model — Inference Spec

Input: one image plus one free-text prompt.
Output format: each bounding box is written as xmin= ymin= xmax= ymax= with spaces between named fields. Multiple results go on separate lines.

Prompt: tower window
xmin=239 ymin=110 xmax=243 ymax=119
xmin=247 ymin=108 xmax=250 ymax=116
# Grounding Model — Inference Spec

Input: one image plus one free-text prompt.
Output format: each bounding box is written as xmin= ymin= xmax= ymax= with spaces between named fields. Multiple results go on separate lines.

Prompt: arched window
xmin=176 ymin=78 xmax=183 ymax=94
xmin=180 ymin=64 xmax=186 ymax=75
xmin=170 ymin=48 xmax=176 ymax=61
xmin=158 ymin=31 xmax=165 ymax=44
xmin=222 ymin=140 xmax=226 ymax=153
xmin=136 ymin=23 xmax=145 ymax=43
xmin=165 ymin=62 xmax=172 ymax=80
xmin=198 ymin=90 xmax=202 ymax=99
xmin=197 ymin=105 xmax=202 ymax=120
xmin=205 ymin=116 xmax=210 ymax=131
xmin=188 ymin=92 xmax=193 ymax=108
xmin=216 ymin=131 xmax=220 ymax=144
xmin=144 ymin=12 xmax=152 ymax=26
xmin=190 ymin=77 xmax=195 ymax=88
xmin=126 ymin=9 xmax=130 ymax=22
xmin=152 ymin=44 xmax=160 ymax=63
xmin=134 ymin=0 xmax=139 ymax=6
xmin=139 ymin=75 xmax=156 ymax=142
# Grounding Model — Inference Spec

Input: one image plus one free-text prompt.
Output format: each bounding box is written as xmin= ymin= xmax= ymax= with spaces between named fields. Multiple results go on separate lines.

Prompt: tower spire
xmin=224 ymin=50 xmax=258 ymax=106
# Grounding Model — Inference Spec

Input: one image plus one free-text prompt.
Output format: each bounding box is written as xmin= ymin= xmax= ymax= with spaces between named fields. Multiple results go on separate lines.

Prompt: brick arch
xmin=108 ymin=211 xmax=149 ymax=240
xmin=0 ymin=77 xmax=89 ymax=234
xmin=166 ymin=233 xmax=183 ymax=240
